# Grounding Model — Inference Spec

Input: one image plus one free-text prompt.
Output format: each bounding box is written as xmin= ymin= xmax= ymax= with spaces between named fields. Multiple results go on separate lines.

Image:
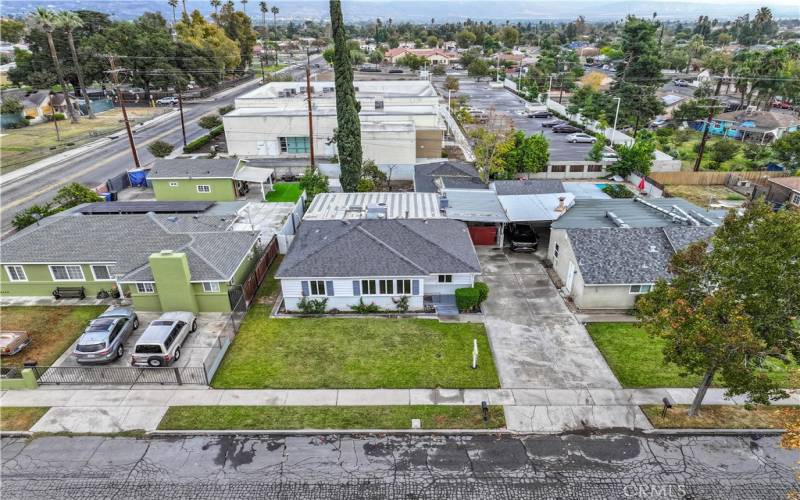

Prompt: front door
xmin=565 ymin=261 xmax=575 ymax=293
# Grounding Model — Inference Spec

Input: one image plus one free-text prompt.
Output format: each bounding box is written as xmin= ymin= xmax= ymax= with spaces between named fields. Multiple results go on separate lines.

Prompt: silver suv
xmin=130 ymin=312 xmax=196 ymax=367
xmin=73 ymin=307 xmax=139 ymax=364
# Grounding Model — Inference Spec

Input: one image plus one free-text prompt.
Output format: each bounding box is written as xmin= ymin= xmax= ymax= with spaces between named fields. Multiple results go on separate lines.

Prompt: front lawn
xmin=213 ymin=313 xmax=499 ymax=388
xmin=159 ymin=405 xmax=506 ymax=430
xmin=0 ymin=407 xmax=49 ymax=431
xmin=265 ymin=182 xmax=301 ymax=202
xmin=642 ymin=405 xmax=797 ymax=429
xmin=586 ymin=322 xmax=799 ymax=388
xmin=0 ymin=306 xmax=107 ymax=368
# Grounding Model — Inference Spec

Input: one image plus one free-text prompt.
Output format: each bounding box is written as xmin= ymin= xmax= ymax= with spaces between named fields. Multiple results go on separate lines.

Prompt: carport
xmin=441 ymin=189 xmax=509 ymax=245
xmin=234 ymin=166 xmax=275 ymax=200
xmin=498 ymin=192 xmax=576 ymax=226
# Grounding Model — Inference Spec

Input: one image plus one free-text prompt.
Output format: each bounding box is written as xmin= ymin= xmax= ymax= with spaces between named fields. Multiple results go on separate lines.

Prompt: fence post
xmin=174 ymin=367 xmax=183 ymax=385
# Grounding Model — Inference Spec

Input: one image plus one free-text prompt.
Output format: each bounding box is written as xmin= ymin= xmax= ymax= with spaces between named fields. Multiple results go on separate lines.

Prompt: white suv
xmin=131 ymin=312 xmax=196 ymax=367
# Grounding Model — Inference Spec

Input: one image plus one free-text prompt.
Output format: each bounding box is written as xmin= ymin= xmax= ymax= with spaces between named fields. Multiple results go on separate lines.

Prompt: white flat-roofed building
xmin=223 ymin=80 xmax=444 ymax=166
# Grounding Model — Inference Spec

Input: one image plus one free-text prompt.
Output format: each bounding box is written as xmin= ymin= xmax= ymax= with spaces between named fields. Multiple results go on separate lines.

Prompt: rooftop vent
xmin=555 ymin=196 xmax=567 ymax=213
xmin=649 ymin=245 xmax=658 ymax=253
xmin=366 ymin=203 xmax=388 ymax=220
xmin=606 ymin=211 xmax=630 ymax=228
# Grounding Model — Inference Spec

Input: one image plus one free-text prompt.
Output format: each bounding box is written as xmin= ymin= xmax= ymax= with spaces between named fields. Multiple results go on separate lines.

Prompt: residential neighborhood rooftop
xmin=566 ymin=226 xmax=717 ymax=285
xmin=551 ymin=198 xmax=728 ymax=229
xmin=768 ymin=176 xmax=800 ymax=192
xmin=442 ymin=189 xmax=508 ymax=223
xmin=491 ymin=180 xmax=566 ymax=196
xmin=414 ymin=161 xmax=484 ymax=193
xmin=147 ymin=159 xmax=242 ymax=179
xmin=304 ymin=192 xmax=443 ymax=220
xmin=276 ymin=219 xmax=481 ymax=279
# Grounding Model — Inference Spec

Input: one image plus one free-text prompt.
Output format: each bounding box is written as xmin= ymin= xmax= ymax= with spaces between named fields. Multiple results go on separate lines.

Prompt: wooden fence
xmin=648 ymin=171 xmax=789 ymax=186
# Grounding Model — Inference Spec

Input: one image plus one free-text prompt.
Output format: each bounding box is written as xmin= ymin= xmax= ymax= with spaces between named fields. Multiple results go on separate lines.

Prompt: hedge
xmin=455 ymin=287 xmax=481 ymax=312
xmin=184 ymin=124 xmax=224 ymax=153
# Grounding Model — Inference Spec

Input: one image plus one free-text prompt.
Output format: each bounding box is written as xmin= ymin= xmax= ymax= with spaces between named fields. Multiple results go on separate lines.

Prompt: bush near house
xmin=147 ymin=140 xmax=174 ymax=158
xmin=198 ymin=113 xmax=222 ymax=130
xmin=456 ymin=287 xmax=482 ymax=312
xmin=602 ymin=184 xmax=635 ymax=198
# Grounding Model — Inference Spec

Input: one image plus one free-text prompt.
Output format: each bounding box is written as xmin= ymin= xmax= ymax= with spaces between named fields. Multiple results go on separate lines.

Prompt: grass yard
xmin=0 ymin=306 xmax=106 ymax=368
xmin=0 ymin=107 xmax=166 ymax=173
xmin=664 ymin=185 xmax=746 ymax=208
xmin=265 ymin=182 xmax=302 ymax=202
xmin=159 ymin=405 xmax=506 ymax=430
xmin=0 ymin=407 xmax=49 ymax=431
xmin=586 ymin=322 xmax=799 ymax=388
xmin=641 ymin=405 xmax=798 ymax=429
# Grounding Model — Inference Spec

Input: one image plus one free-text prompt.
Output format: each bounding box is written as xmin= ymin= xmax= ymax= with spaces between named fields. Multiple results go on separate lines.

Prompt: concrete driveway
xmin=478 ymin=245 xmax=621 ymax=389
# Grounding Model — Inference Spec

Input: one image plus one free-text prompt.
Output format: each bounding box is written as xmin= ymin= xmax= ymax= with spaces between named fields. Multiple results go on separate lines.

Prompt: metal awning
xmin=498 ymin=192 xmax=576 ymax=222
xmin=233 ymin=166 xmax=274 ymax=183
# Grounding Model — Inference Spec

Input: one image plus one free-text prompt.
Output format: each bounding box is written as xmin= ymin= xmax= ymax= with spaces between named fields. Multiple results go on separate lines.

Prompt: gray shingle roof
xmin=492 ymin=180 xmax=565 ymax=195
xmin=276 ymin=219 xmax=481 ymax=278
xmin=148 ymin=159 xmax=241 ymax=179
xmin=414 ymin=161 xmax=483 ymax=193
xmin=0 ymin=213 xmax=257 ymax=282
xmin=551 ymin=198 xmax=728 ymax=229
xmin=565 ymin=226 xmax=715 ymax=285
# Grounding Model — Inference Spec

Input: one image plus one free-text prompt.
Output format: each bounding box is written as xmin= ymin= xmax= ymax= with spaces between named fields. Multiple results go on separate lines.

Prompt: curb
xmin=149 ymin=429 xmax=510 ymax=437
xmin=0 ymin=431 xmax=33 ymax=438
xmin=643 ymin=428 xmax=785 ymax=437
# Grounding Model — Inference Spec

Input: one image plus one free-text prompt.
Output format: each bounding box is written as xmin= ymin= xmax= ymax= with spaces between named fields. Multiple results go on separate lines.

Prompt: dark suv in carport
xmin=508 ymin=224 xmax=539 ymax=253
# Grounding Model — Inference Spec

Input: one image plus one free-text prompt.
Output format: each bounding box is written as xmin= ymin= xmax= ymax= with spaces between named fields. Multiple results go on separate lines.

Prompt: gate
xmin=234 ymin=235 xmax=279 ymax=309
xmin=31 ymin=366 xmax=208 ymax=385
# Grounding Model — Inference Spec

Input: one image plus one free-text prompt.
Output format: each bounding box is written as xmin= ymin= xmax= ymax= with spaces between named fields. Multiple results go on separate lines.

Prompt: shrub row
xmin=184 ymin=124 xmax=224 ymax=153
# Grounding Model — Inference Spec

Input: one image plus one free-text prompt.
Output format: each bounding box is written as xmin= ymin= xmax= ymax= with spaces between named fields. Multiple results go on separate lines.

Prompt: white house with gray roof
xmin=547 ymin=197 xmax=727 ymax=310
xmin=276 ymin=219 xmax=481 ymax=313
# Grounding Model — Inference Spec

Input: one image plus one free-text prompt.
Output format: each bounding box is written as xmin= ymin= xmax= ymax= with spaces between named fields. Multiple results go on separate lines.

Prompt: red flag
xmin=638 ymin=178 xmax=646 ymax=191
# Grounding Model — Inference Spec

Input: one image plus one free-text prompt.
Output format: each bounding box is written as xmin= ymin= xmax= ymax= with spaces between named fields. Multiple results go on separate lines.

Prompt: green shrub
xmin=184 ymin=134 xmax=211 ymax=153
xmin=148 ymin=140 xmax=174 ymax=158
xmin=209 ymin=124 xmax=224 ymax=137
xmin=11 ymin=203 xmax=56 ymax=231
xmin=455 ymin=287 xmax=481 ymax=312
xmin=198 ymin=114 xmax=222 ymax=129
xmin=393 ymin=295 xmax=410 ymax=313
xmin=474 ymin=282 xmax=490 ymax=304
xmin=350 ymin=298 xmax=381 ymax=314
xmin=602 ymin=184 xmax=635 ymax=198
xmin=218 ymin=104 xmax=235 ymax=115
xmin=46 ymin=112 xmax=65 ymax=121
xmin=297 ymin=297 xmax=328 ymax=314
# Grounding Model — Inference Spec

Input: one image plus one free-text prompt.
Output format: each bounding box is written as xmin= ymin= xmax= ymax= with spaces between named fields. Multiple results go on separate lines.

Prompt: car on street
xmin=527 ymin=110 xmax=551 ymax=118
xmin=673 ymin=79 xmax=690 ymax=87
xmin=566 ymin=133 xmax=597 ymax=143
xmin=388 ymin=68 xmax=404 ymax=74
xmin=552 ymin=124 xmax=581 ymax=133
xmin=131 ymin=312 xmax=197 ymax=368
xmin=601 ymin=149 xmax=619 ymax=162
xmin=542 ymin=119 xmax=565 ymax=127
xmin=0 ymin=331 xmax=31 ymax=356
xmin=156 ymin=96 xmax=178 ymax=105
xmin=508 ymin=224 xmax=538 ymax=253
xmin=649 ymin=117 xmax=669 ymax=128
xmin=73 ymin=307 xmax=139 ymax=364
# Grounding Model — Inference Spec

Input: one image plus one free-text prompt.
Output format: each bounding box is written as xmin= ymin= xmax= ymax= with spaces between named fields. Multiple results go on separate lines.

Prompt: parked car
xmin=131 ymin=312 xmax=197 ymax=368
xmin=524 ymin=101 xmax=547 ymax=113
xmin=0 ymin=331 xmax=31 ymax=356
xmin=508 ymin=224 xmax=538 ymax=253
xmin=673 ymin=79 xmax=690 ymax=87
xmin=649 ymin=117 xmax=669 ymax=128
xmin=388 ymin=68 xmax=404 ymax=74
xmin=542 ymin=119 xmax=565 ymax=128
xmin=601 ymin=148 xmax=619 ymax=161
xmin=566 ymin=133 xmax=597 ymax=143
xmin=359 ymin=65 xmax=381 ymax=72
xmin=527 ymin=110 xmax=551 ymax=118
xmin=552 ymin=124 xmax=581 ymax=133
xmin=156 ymin=96 xmax=178 ymax=105
xmin=73 ymin=307 xmax=139 ymax=364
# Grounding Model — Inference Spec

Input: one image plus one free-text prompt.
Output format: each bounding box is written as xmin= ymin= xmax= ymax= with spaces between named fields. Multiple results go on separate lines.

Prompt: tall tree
xmin=259 ymin=1 xmax=268 ymax=38
xmin=181 ymin=0 xmax=188 ymax=17
xmin=210 ymin=0 xmax=222 ymax=23
xmin=240 ymin=0 xmax=248 ymax=14
xmin=28 ymin=8 xmax=79 ymax=123
xmin=637 ymin=203 xmax=800 ymax=416
xmin=176 ymin=10 xmax=241 ymax=81
xmin=168 ymin=0 xmax=178 ymax=24
xmin=329 ymin=0 xmax=362 ymax=191
xmin=217 ymin=1 xmax=257 ymax=70
xmin=56 ymin=11 xmax=95 ymax=119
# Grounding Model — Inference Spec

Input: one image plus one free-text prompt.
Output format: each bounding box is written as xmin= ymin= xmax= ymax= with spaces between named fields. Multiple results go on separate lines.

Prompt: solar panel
xmin=79 ymin=201 xmax=215 ymax=214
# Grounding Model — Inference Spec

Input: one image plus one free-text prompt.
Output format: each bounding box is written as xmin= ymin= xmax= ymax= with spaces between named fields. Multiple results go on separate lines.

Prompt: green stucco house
xmin=149 ymin=158 xmax=274 ymax=202
xmin=0 ymin=212 xmax=261 ymax=313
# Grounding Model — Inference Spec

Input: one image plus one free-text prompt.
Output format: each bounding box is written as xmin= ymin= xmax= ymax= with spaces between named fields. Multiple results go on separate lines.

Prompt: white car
xmin=156 ymin=96 xmax=178 ymax=105
xmin=130 ymin=312 xmax=196 ymax=367
xmin=566 ymin=133 xmax=597 ymax=144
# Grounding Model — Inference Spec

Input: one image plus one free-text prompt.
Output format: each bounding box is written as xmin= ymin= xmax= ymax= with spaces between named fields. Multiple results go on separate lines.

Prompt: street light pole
xmin=547 ymin=75 xmax=553 ymax=103
xmin=611 ymin=96 xmax=621 ymax=145
xmin=305 ymin=62 xmax=315 ymax=169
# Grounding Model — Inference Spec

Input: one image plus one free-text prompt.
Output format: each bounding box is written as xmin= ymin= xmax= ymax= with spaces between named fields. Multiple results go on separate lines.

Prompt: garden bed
xmin=641 ymin=405 xmax=797 ymax=429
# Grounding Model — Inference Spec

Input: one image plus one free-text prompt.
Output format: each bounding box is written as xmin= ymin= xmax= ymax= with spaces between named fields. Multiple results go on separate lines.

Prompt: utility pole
xmin=260 ymin=53 xmax=266 ymax=84
xmin=49 ymin=95 xmax=61 ymax=142
xmin=305 ymin=62 xmax=315 ymax=169
xmin=106 ymin=55 xmax=141 ymax=169
xmin=610 ymin=96 xmax=621 ymax=145
xmin=177 ymin=81 xmax=187 ymax=147
xmin=693 ymin=77 xmax=724 ymax=172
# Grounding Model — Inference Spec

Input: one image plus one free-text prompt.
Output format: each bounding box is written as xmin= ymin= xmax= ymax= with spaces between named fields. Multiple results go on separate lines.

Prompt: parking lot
xmin=52 ymin=312 xmax=231 ymax=370
xmin=439 ymin=79 xmax=595 ymax=162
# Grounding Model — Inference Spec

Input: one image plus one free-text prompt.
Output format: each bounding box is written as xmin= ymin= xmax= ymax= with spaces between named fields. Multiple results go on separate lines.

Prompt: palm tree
xmin=259 ymin=1 xmax=269 ymax=50
xmin=167 ymin=0 xmax=178 ymax=24
xmin=271 ymin=5 xmax=279 ymax=64
xmin=28 ymin=8 xmax=79 ymax=124
xmin=241 ymin=0 xmax=248 ymax=14
xmin=56 ymin=11 xmax=94 ymax=119
xmin=180 ymin=0 xmax=188 ymax=17
xmin=210 ymin=0 xmax=221 ymax=23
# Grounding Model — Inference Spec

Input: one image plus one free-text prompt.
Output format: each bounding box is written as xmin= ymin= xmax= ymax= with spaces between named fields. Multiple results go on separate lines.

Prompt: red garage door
xmin=468 ymin=226 xmax=497 ymax=245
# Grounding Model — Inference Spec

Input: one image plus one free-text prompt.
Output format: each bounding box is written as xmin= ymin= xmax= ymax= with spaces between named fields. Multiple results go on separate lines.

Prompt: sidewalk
xmin=3 ymin=387 xmax=797 ymax=433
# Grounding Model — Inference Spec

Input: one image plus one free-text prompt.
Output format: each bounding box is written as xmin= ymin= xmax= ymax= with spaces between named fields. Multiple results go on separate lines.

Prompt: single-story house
xmin=548 ymin=197 xmax=727 ymax=310
xmin=148 ymin=159 xmax=274 ymax=202
xmin=701 ymin=110 xmax=799 ymax=143
xmin=0 ymin=212 xmax=261 ymax=313
xmin=764 ymin=176 xmax=800 ymax=208
xmin=414 ymin=161 xmax=485 ymax=193
xmin=276 ymin=219 xmax=481 ymax=313
xmin=383 ymin=48 xmax=460 ymax=65
xmin=551 ymin=226 xmax=716 ymax=310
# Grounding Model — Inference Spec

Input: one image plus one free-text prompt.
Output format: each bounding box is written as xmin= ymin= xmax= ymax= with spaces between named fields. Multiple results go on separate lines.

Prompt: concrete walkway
xmin=3 ymin=387 xmax=797 ymax=433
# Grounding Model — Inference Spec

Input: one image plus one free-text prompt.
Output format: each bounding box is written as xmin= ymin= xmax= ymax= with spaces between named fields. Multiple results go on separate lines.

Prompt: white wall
xmin=423 ymin=273 xmax=474 ymax=295
xmin=318 ymin=162 xmax=416 ymax=181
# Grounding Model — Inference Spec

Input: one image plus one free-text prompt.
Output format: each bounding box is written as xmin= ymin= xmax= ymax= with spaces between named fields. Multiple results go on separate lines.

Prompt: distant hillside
xmin=2 ymin=0 xmax=797 ymax=22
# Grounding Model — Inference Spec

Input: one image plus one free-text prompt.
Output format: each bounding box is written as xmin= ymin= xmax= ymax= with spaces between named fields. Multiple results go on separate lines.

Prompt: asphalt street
xmin=441 ymin=78 xmax=595 ymax=162
xmin=0 ymin=56 xmax=324 ymax=234
xmin=1 ymin=433 xmax=796 ymax=499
